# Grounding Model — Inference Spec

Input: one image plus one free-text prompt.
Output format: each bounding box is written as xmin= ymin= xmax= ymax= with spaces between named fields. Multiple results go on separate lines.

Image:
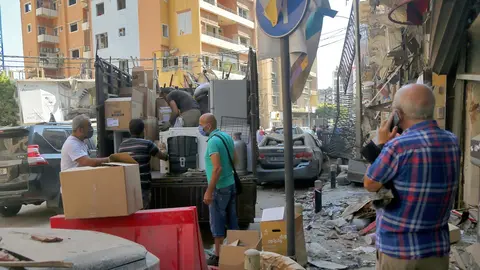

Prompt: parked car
xmin=274 ymin=126 xmax=305 ymax=135
xmin=0 ymin=123 xmax=97 ymax=217
xmin=257 ymin=133 xmax=324 ymax=183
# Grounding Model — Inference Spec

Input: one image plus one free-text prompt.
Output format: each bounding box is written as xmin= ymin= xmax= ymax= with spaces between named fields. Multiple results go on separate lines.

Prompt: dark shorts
xmin=208 ymin=184 xmax=239 ymax=238
xmin=142 ymin=188 xmax=152 ymax=210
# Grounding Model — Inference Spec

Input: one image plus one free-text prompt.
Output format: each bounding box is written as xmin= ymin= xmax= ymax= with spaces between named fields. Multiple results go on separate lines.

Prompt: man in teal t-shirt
xmin=199 ymin=113 xmax=239 ymax=266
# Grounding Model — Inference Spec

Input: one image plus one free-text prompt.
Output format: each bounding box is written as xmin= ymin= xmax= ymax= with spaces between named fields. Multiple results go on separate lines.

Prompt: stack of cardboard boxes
xmin=60 ymin=153 xmax=143 ymax=219
xmin=218 ymin=206 xmax=308 ymax=269
xmin=104 ymin=66 xmax=160 ymax=142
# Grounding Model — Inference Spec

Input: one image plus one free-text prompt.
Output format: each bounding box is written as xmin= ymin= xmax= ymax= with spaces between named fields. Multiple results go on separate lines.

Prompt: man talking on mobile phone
xmin=363 ymin=84 xmax=460 ymax=270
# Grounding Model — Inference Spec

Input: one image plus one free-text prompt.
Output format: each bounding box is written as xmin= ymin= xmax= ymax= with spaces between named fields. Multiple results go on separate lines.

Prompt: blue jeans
xmin=209 ymin=184 xmax=239 ymax=237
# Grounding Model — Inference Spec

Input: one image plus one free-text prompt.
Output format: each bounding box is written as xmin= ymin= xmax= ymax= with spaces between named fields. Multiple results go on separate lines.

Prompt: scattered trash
xmin=353 ymin=246 xmax=376 ymax=254
xmin=31 ymin=234 xmax=63 ymax=243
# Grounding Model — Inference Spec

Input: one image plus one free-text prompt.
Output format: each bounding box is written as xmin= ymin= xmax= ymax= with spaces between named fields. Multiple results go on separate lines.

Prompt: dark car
xmin=257 ymin=133 xmax=324 ymax=183
xmin=0 ymin=123 xmax=97 ymax=217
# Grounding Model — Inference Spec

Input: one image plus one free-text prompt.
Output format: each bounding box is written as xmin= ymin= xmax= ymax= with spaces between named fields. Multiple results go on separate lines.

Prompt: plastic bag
xmin=174 ymin=117 xmax=184 ymax=127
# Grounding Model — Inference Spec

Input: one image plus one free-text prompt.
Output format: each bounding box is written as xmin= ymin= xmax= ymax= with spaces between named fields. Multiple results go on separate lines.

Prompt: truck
xmin=94 ymin=49 xmax=260 ymax=227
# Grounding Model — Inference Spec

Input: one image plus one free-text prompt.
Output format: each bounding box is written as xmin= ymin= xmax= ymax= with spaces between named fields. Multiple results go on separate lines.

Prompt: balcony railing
xmin=202 ymin=0 xmax=253 ymax=21
xmin=202 ymin=30 xmax=240 ymax=45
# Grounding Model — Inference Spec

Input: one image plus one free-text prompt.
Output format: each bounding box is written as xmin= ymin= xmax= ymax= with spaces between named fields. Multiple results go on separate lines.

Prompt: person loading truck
xmin=160 ymin=88 xmax=201 ymax=127
xmin=118 ymin=119 xmax=169 ymax=209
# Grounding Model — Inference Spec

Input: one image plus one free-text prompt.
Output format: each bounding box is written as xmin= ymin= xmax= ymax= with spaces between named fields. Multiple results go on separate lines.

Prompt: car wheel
xmin=0 ymin=205 xmax=22 ymax=217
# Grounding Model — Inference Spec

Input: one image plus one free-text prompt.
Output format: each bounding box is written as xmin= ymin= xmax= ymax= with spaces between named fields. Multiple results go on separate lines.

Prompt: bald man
xmin=198 ymin=113 xmax=239 ymax=266
xmin=363 ymin=84 xmax=460 ymax=269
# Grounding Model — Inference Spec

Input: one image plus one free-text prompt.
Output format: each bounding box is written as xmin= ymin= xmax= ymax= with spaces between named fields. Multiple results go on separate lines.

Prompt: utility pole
xmin=353 ymin=0 xmax=363 ymax=157
xmin=0 ymin=5 xmax=5 ymax=72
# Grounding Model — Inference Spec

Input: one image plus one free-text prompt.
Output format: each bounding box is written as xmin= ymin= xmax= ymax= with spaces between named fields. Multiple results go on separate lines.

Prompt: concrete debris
xmin=324 ymin=218 xmax=348 ymax=229
xmin=341 ymin=198 xmax=372 ymax=218
xmin=325 ymin=231 xmax=339 ymax=240
xmin=336 ymin=172 xmax=351 ymax=186
xmin=363 ymin=233 xmax=376 ymax=245
xmin=370 ymin=187 xmax=395 ymax=209
xmin=353 ymin=246 xmax=376 ymax=254
xmin=307 ymin=243 xmax=330 ymax=259
xmin=352 ymin=218 xmax=371 ymax=231
xmin=340 ymin=232 xmax=359 ymax=241
xmin=308 ymin=259 xmax=348 ymax=269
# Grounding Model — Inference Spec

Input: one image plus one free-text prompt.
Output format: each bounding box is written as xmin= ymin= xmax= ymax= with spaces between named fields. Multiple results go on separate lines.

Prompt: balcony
xmin=36 ymin=7 xmax=58 ymax=18
xmin=201 ymin=30 xmax=248 ymax=52
xmin=37 ymin=34 xmax=59 ymax=44
xmin=82 ymin=21 xmax=90 ymax=31
xmin=84 ymin=46 xmax=91 ymax=58
xmin=39 ymin=53 xmax=62 ymax=69
xmin=200 ymin=0 xmax=254 ymax=29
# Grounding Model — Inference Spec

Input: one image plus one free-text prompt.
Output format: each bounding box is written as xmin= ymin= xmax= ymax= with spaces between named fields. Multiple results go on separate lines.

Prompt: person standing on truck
xmin=160 ymin=88 xmax=201 ymax=127
xmin=199 ymin=113 xmax=239 ymax=266
xmin=61 ymin=114 xmax=109 ymax=171
xmin=118 ymin=119 xmax=169 ymax=210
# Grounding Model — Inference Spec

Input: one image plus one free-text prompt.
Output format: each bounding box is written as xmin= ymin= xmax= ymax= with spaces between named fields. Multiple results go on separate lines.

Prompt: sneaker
xmin=206 ymin=255 xmax=219 ymax=266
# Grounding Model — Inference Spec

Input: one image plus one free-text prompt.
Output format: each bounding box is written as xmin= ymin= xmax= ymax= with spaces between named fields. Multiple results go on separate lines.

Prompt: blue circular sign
xmin=256 ymin=0 xmax=309 ymax=38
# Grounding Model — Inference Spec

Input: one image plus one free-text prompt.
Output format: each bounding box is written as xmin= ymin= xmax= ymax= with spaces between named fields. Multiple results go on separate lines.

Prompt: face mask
xmin=85 ymin=126 xmax=94 ymax=139
xmin=198 ymin=125 xmax=208 ymax=137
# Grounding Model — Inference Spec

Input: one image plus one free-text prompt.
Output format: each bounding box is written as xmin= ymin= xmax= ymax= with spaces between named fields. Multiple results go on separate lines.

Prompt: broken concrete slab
xmin=324 ymin=218 xmax=348 ymax=229
xmin=346 ymin=159 xmax=368 ymax=184
xmin=353 ymin=246 xmax=376 ymax=254
xmin=308 ymin=259 xmax=348 ymax=270
xmin=341 ymin=198 xmax=371 ymax=218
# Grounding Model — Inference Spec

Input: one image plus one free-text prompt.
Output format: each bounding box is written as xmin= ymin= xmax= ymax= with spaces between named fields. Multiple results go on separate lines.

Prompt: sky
xmin=316 ymin=0 xmax=352 ymax=90
xmin=0 ymin=0 xmax=349 ymax=89
xmin=0 ymin=0 xmax=23 ymax=59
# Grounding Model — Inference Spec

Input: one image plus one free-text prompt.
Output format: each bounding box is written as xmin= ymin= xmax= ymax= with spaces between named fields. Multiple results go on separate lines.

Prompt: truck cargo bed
xmin=151 ymin=171 xmax=257 ymax=226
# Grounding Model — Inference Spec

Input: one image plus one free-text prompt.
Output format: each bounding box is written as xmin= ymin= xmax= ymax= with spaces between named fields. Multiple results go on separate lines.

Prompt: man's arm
xmin=363 ymin=142 xmax=399 ymax=192
xmin=76 ymin=156 xmax=109 ymax=167
xmin=208 ymin=153 xmax=222 ymax=192
xmin=169 ymin=100 xmax=180 ymax=126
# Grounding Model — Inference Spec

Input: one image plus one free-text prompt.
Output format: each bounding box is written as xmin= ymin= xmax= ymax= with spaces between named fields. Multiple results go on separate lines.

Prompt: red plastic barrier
xmin=50 ymin=207 xmax=207 ymax=270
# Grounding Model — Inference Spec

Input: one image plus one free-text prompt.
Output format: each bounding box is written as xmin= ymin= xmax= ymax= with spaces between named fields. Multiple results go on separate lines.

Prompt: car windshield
xmin=275 ymin=128 xmax=299 ymax=135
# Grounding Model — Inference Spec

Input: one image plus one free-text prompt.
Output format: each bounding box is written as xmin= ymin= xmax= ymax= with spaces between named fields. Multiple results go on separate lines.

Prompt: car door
xmin=308 ymin=134 xmax=323 ymax=170
xmin=37 ymin=127 xmax=71 ymax=198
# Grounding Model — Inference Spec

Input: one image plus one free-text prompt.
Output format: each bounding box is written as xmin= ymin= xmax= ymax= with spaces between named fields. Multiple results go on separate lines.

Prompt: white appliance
xmin=158 ymin=127 xmax=208 ymax=174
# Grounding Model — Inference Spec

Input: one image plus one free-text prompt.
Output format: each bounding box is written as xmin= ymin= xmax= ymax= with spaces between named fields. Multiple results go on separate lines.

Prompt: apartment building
xmin=20 ymin=0 xmax=93 ymax=78
xmin=258 ymin=58 xmax=319 ymax=128
xmin=89 ymin=0 xmax=255 ymax=87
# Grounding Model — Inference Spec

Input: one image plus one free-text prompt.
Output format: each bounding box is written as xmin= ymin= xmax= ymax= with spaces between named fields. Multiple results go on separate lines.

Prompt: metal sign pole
xmin=280 ymin=37 xmax=296 ymax=257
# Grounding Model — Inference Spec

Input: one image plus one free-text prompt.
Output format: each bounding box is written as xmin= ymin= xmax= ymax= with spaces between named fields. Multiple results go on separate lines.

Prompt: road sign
xmin=256 ymin=0 xmax=310 ymax=38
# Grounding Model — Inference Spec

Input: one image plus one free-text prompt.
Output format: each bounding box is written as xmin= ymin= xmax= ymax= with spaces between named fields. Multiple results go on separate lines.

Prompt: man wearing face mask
xmin=61 ymin=114 xmax=109 ymax=172
xmin=363 ymin=84 xmax=460 ymax=270
xmin=199 ymin=113 xmax=239 ymax=266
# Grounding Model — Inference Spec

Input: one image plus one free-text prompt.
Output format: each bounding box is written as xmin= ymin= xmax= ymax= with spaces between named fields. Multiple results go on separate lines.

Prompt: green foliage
xmin=315 ymin=103 xmax=348 ymax=118
xmin=0 ymin=73 xmax=19 ymax=126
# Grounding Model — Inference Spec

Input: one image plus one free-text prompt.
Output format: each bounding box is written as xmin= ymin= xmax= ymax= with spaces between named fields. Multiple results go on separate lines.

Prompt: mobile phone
xmin=390 ymin=111 xmax=403 ymax=134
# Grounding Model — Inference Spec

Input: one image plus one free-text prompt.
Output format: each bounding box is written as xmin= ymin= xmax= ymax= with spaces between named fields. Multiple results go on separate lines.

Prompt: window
xmin=239 ymin=36 xmax=249 ymax=47
xmin=177 ymin=10 xmax=192 ymax=35
xmin=182 ymin=56 xmax=189 ymax=67
xmin=205 ymin=24 xmax=217 ymax=36
xmin=71 ymin=49 xmax=80 ymax=58
xmin=70 ymin=22 xmax=78 ymax=33
xmin=162 ymin=24 xmax=169 ymax=38
xmin=96 ymin=3 xmax=105 ymax=16
xmin=53 ymin=27 xmax=59 ymax=36
xmin=27 ymin=24 xmax=32 ymax=33
xmin=68 ymin=0 xmax=77 ymax=6
xmin=117 ymin=0 xmax=126 ymax=10
xmin=38 ymin=26 xmax=46 ymax=35
xmin=96 ymin=32 xmax=108 ymax=49
xmin=24 ymin=3 xmax=32 ymax=13
xmin=42 ymin=129 xmax=69 ymax=150
xmin=119 ymin=27 xmax=126 ymax=37
xmin=203 ymin=56 xmax=210 ymax=66
xmin=238 ymin=7 xmax=249 ymax=19
xmin=119 ymin=60 xmax=128 ymax=72
xmin=173 ymin=58 xmax=179 ymax=66
xmin=162 ymin=58 xmax=168 ymax=68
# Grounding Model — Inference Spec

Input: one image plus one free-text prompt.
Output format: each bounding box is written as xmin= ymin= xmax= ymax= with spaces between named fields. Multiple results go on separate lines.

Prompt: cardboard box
xmin=260 ymin=207 xmax=307 ymax=266
xmin=120 ymin=87 xmax=156 ymax=117
xmin=156 ymin=97 xmax=171 ymax=123
xmin=449 ymin=223 xmax=461 ymax=244
xmin=145 ymin=69 xmax=155 ymax=89
xmin=144 ymin=117 xmax=159 ymax=141
xmin=132 ymin=66 xmax=148 ymax=87
xmin=60 ymin=163 xmax=143 ymax=219
xmin=105 ymin=97 xmax=143 ymax=131
xmin=219 ymin=230 xmax=261 ymax=270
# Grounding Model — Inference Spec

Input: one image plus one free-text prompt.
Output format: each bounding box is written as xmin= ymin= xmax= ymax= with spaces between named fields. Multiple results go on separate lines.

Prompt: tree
xmin=0 ymin=73 xmax=19 ymax=126
xmin=315 ymin=103 xmax=348 ymax=118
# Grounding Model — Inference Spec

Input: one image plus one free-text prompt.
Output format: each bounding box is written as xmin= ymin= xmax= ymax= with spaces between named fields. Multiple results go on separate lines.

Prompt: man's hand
xmin=203 ymin=190 xmax=213 ymax=205
xmin=378 ymin=113 xmax=398 ymax=145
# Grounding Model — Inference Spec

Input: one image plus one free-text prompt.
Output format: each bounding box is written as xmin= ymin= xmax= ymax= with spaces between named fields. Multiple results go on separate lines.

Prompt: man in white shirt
xmin=61 ymin=114 xmax=109 ymax=171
